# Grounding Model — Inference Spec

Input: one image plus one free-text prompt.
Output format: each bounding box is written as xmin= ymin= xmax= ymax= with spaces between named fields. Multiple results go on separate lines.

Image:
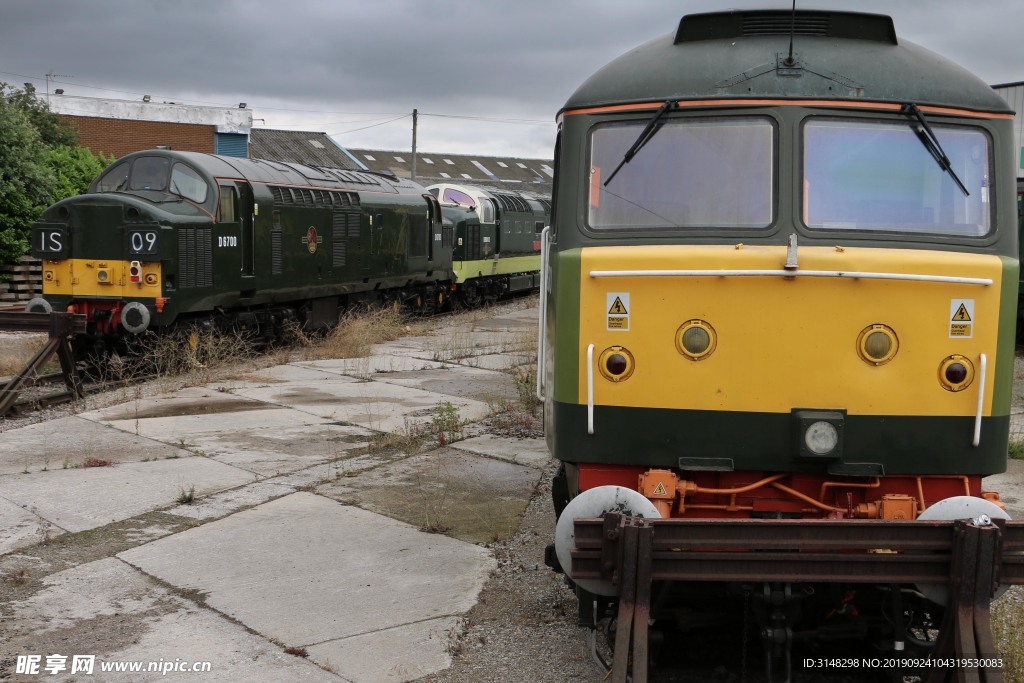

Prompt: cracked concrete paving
xmin=0 ymin=302 xmax=546 ymax=683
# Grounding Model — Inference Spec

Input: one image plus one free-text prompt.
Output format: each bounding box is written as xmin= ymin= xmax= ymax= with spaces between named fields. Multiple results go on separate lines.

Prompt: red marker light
xmin=944 ymin=362 xmax=968 ymax=385
xmin=129 ymin=260 xmax=142 ymax=283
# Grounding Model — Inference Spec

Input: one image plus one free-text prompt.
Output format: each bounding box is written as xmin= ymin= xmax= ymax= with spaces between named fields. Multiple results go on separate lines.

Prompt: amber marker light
xmin=857 ymin=324 xmax=898 ymax=365
xmin=938 ymin=354 xmax=974 ymax=392
xmin=598 ymin=346 xmax=635 ymax=382
xmin=675 ymin=320 xmax=717 ymax=360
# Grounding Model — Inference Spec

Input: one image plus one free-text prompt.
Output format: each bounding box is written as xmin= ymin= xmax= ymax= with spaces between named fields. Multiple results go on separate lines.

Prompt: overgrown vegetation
xmin=290 ymin=307 xmax=416 ymax=360
xmin=1008 ymin=437 xmax=1024 ymax=461
xmin=0 ymin=83 xmax=113 ymax=264
xmin=993 ymin=596 xmax=1024 ymax=682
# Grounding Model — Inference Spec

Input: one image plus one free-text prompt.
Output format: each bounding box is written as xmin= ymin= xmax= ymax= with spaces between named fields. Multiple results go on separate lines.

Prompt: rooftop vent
xmin=675 ymin=10 xmax=897 ymax=45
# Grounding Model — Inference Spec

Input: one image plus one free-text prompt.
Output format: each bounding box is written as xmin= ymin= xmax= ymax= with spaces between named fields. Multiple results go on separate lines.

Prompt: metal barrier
xmin=572 ymin=513 xmax=1024 ymax=683
xmin=0 ymin=312 xmax=86 ymax=415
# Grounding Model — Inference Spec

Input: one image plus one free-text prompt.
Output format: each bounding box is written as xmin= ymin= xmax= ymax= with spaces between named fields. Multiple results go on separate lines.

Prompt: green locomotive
xmin=428 ymin=183 xmax=547 ymax=305
xmin=25 ymin=150 xmax=531 ymax=347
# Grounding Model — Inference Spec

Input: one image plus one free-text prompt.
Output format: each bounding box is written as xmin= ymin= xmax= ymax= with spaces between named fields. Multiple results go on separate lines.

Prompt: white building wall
xmin=46 ymin=94 xmax=252 ymax=134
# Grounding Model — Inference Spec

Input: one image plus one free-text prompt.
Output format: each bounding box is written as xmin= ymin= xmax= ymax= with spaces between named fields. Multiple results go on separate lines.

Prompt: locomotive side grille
xmin=468 ymin=224 xmax=481 ymax=261
xmin=347 ymin=212 xmax=360 ymax=239
xmin=177 ymin=228 xmax=212 ymax=288
xmin=271 ymin=231 xmax=282 ymax=275
xmin=348 ymin=192 xmax=360 ymax=206
xmin=196 ymin=228 xmax=212 ymax=287
xmin=270 ymin=186 xmax=291 ymax=204
xmin=332 ymin=210 xmax=349 ymax=267
xmin=179 ymin=230 xmax=194 ymax=287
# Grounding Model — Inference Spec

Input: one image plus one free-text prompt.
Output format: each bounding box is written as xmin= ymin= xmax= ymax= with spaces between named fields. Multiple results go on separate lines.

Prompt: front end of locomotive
xmin=542 ymin=10 xmax=1023 ymax=677
xmin=27 ymin=151 xmax=220 ymax=351
xmin=30 ymin=195 xmax=168 ymax=342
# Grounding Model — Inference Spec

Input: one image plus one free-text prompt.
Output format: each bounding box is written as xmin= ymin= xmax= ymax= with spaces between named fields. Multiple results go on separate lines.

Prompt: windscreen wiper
xmin=603 ymin=99 xmax=677 ymax=187
xmin=901 ymin=103 xmax=969 ymax=197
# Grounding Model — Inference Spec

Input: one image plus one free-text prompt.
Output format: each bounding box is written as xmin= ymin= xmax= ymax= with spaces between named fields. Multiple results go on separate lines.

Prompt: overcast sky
xmin=1 ymin=0 xmax=1020 ymax=160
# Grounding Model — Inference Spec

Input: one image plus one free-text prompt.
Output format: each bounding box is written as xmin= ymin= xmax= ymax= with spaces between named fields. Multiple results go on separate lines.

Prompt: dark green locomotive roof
xmin=562 ymin=9 xmax=1011 ymax=115
xmin=90 ymin=150 xmax=426 ymax=196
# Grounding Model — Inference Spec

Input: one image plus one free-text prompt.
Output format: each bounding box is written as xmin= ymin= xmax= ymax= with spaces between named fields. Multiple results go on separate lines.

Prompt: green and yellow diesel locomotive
xmin=25 ymin=150 xmax=538 ymax=349
xmin=428 ymin=182 xmax=548 ymax=305
xmin=542 ymin=8 xmax=1019 ymax=673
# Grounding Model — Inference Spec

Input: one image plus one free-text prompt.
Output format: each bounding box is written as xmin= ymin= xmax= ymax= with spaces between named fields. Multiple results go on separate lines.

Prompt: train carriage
xmin=542 ymin=9 xmax=1021 ymax=677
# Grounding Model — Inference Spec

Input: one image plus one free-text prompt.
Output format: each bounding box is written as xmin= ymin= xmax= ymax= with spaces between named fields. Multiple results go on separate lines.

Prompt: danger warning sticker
xmin=949 ymin=299 xmax=974 ymax=338
xmin=607 ymin=292 xmax=630 ymax=331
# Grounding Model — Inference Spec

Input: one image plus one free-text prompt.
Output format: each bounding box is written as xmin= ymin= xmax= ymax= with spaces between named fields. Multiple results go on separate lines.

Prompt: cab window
xmin=96 ymin=161 xmax=130 ymax=192
xmin=128 ymin=156 xmax=170 ymax=191
xmin=803 ymin=118 xmax=991 ymax=236
xmin=170 ymin=163 xmax=209 ymax=203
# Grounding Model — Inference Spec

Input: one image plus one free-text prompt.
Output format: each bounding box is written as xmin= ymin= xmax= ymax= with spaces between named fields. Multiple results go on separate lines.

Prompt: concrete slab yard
xmin=0 ymin=416 xmax=187 ymax=475
xmin=119 ymin=492 xmax=495 ymax=657
xmin=230 ymin=381 xmax=490 ymax=434
xmin=1 ymin=558 xmax=340 ymax=683
xmin=0 ymin=457 xmax=254 ymax=533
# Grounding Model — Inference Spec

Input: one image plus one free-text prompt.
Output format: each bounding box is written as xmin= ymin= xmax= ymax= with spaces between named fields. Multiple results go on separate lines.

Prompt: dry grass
xmin=293 ymin=307 xmax=425 ymax=360
xmin=993 ymin=595 xmax=1024 ymax=682
xmin=0 ymin=333 xmax=51 ymax=376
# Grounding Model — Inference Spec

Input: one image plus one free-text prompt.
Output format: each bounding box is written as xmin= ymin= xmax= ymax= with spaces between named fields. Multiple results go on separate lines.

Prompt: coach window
xmin=129 ymin=156 xmax=170 ymax=192
xmin=803 ymin=119 xmax=991 ymax=237
xmin=588 ymin=116 xmax=774 ymax=230
xmin=170 ymin=164 xmax=208 ymax=204
xmin=219 ymin=186 xmax=237 ymax=223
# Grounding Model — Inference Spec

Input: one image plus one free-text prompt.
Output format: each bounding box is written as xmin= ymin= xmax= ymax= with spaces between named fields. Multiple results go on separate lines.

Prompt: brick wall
xmin=61 ymin=116 xmax=215 ymax=157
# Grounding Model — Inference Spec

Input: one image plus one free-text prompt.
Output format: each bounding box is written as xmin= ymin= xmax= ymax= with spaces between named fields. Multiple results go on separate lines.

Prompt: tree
xmin=46 ymin=145 xmax=115 ymax=201
xmin=0 ymin=83 xmax=111 ymax=264
xmin=0 ymin=92 xmax=55 ymax=263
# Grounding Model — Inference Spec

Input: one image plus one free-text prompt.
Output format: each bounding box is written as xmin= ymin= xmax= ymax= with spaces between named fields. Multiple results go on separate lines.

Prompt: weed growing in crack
xmin=177 ymin=484 xmax=196 ymax=505
xmin=432 ymin=401 xmax=464 ymax=446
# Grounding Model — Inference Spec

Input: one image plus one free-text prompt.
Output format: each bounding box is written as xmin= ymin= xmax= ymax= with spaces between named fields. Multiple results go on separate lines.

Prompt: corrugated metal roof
xmin=347 ymin=148 xmax=553 ymax=196
xmin=249 ymin=129 xmax=366 ymax=171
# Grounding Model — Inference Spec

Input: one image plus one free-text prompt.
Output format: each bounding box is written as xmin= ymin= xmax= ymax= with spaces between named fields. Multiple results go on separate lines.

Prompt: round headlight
xmin=804 ymin=421 xmax=839 ymax=455
xmin=938 ymin=355 xmax=974 ymax=392
xmin=857 ymin=324 xmax=898 ymax=365
xmin=676 ymin=320 xmax=717 ymax=361
xmin=97 ymin=270 xmax=109 ymax=283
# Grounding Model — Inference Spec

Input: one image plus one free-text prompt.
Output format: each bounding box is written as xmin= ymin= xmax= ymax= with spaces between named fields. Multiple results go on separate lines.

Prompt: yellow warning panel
xmin=948 ymin=299 xmax=975 ymax=339
xmin=606 ymin=292 xmax=630 ymax=332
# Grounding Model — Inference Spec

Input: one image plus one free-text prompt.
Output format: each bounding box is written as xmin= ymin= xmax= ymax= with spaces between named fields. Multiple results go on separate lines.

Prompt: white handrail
xmin=587 ymin=344 xmax=595 ymax=435
xmin=535 ymin=226 xmax=551 ymax=401
xmin=973 ymin=353 xmax=987 ymax=447
xmin=589 ymin=269 xmax=992 ymax=286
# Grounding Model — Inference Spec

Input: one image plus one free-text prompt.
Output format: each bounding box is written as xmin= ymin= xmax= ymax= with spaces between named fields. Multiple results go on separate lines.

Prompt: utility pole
xmin=411 ymin=109 xmax=418 ymax=181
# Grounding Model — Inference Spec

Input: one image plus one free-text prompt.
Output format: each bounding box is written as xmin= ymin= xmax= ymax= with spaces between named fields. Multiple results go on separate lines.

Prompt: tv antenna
xmin=45 ymin=70 xmax=73 ymax=105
